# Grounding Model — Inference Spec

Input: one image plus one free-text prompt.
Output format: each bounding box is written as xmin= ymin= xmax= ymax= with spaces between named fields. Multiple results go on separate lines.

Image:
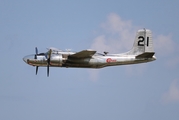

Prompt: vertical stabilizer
xmin=127 ymin=29 xmax=155 ymax=57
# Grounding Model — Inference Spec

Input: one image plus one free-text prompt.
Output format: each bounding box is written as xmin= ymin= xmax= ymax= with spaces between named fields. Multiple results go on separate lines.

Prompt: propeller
xmin=35 ymin=47 xmax=39 ymax=75
xmin=46 ymin=49 xmax=52 ymax=77
xmin=34 ymin=47 xmax=52 ymax=77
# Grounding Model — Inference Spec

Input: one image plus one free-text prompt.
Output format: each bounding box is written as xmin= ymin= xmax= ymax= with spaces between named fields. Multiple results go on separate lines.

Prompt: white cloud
xmin=89 ymin=13 xmax=178 ymax=80
xmin=166 ymin=56 xmax=179 ymax=68
xmin=154 ymin=34 xmax=175 ymax=56
xmin=91 ymin=13 xmax=177 ymax=57
xmin=101 ymin=13 xmax=133 ymax=34
xmin=91 ymin=13 xmax=138 ymax=53
xmin=162 ymin=79 xmax=179 ymax=104
xmin=153 ymin=34 xmax=179 ymax=68
xmin=88 ymin=69 xmax=100 ymax=82
xmin=91 ymin=35 xmax=111 ymax=52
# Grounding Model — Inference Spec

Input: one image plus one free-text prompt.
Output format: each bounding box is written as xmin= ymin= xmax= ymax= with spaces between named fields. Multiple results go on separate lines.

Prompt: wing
xmin=69 ymin=49 xmax=96 ymax=58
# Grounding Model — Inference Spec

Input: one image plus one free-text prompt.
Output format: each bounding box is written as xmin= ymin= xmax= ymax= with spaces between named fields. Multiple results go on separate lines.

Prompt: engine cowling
xmin=50 ymin=55 xmax=64 ymax=66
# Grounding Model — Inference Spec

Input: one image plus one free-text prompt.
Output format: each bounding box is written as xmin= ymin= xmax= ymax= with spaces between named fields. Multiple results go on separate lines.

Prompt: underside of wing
xmin=69 ymin=49 xmax=96 ymax=58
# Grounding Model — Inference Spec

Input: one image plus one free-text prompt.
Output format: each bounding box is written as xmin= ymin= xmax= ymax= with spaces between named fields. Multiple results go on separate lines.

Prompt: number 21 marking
xmin=138 ymin=36 xmax=149 ymax=46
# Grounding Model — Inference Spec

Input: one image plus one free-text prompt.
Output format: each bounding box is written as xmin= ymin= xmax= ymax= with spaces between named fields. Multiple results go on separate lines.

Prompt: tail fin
xmin=127 ymin=28 xmax=155 ymax=58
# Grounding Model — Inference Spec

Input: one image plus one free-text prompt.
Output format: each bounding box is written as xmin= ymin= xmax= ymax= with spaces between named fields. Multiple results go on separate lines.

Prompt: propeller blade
xmin=48 ymin=49 xmax=52 ymax=59
xmin=47 ymin=65 xmax=49 ymax=77
xmin=47 ymin=49 xmax=52 ymax=77
xmin=34 ymin=47 xmax=38 ymax=59
xmin=35 ymin=47 xmax=38 ymax=55
xmin=36 ymin=66 xmax=38 ymax=75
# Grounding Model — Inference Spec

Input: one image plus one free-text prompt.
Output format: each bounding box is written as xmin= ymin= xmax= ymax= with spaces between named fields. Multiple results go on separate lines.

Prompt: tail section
xmin=127 ymin=28 xmax=155 ymax=58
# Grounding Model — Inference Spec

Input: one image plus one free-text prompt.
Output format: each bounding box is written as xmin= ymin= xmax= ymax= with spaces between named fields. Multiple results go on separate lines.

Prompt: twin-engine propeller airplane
xmin=23 ymin=28 xmax=156 ymax=77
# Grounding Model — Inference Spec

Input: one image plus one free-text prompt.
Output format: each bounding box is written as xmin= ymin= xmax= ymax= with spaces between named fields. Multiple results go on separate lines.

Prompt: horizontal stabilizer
xmin=69 ymin=50 xmax=96 ymax=58
xmin=136 ymin=52 xmax=155 ymax=58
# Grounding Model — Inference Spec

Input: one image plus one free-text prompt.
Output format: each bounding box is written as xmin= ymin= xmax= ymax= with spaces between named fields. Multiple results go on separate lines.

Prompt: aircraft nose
xmin=23 ymin=54 xmax=34 ymax=63
xmin=23 ymin=57 xmax=27 ymax=63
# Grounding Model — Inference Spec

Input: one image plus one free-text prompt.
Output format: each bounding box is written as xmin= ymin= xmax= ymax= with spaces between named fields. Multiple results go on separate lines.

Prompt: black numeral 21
xmin=138 ymin=36 xmax=149 ymax=46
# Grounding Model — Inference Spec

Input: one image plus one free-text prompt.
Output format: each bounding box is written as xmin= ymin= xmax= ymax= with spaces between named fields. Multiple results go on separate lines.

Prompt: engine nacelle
xmin=50 ymin=55 xmax=64 ymax=66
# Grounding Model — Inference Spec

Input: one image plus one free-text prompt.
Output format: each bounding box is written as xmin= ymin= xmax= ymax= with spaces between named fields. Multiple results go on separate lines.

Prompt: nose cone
xmin=23 ymin=57 xmax=27 ymax=63
xmin=23 ymin=54 xmax=35 ymax=63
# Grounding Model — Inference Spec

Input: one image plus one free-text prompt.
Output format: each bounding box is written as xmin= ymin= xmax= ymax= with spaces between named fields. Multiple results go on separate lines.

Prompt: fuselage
xmin=23 ymin=52 xmax=156 ymax=69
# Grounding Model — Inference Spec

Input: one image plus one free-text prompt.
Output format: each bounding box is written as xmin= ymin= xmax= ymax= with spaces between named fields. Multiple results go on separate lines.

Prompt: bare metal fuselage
xmin=23 ymin=52 xmax=156 ymax=68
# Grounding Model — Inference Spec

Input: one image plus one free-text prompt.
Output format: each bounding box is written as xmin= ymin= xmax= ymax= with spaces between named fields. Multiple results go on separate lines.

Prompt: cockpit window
xmin=95 ymin=53 xmax=105 ymax=56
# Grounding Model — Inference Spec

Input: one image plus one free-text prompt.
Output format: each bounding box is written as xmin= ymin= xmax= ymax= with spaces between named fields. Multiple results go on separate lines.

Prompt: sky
xmin=0 ymin=0 xmax=179 ymax=120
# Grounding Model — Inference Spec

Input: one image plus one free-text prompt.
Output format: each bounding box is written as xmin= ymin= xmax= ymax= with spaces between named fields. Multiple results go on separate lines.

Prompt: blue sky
xmin=0 ymin=0 xmax=179 ymax=120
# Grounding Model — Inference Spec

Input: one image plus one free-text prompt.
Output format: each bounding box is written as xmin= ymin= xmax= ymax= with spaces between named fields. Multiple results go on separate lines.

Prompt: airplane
xmin=23 ymin=28 xmax=156 ymax=77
